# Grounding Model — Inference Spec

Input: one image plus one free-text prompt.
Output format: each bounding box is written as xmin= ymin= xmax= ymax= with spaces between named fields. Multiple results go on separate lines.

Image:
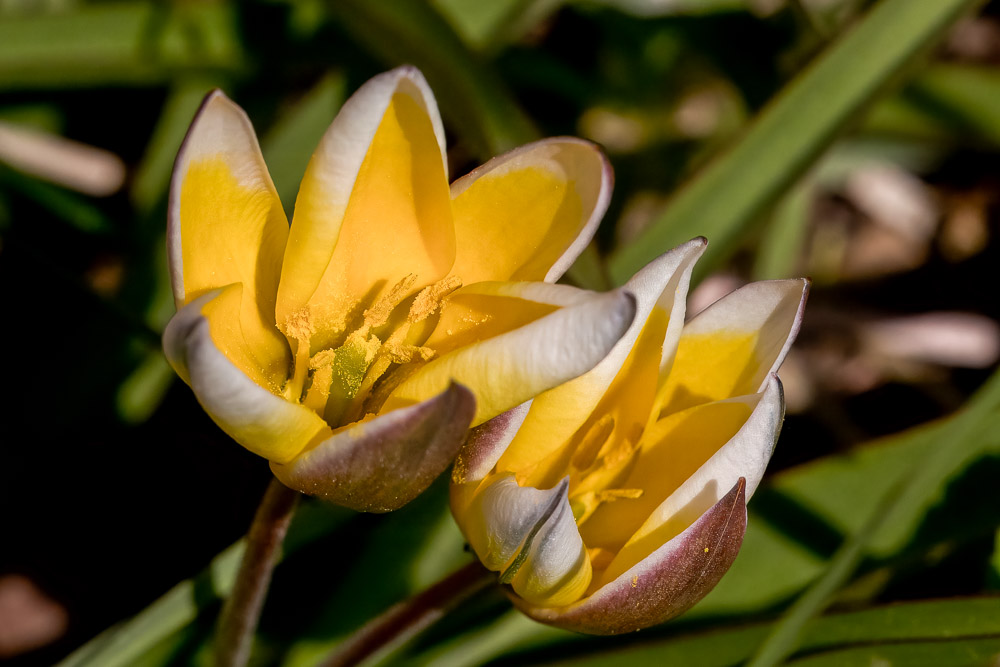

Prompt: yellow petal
xmin=382 ymin=285 xmax=637 ymax=427
xmin=276 ymin=67 xmax=454 ymax=335
xmin=577 ymin=395 xmax=755 ymax=557
xmin=596 ymin=378 xmax=784 ymax=587
xmin=163 ymin=289 xmax=331 ymax=463
xmin=495 ymin=240 xmax=705 ymax=484
xmin=169 ymin=90 xmax=291 ymax=387
xmin=448 ymin=138 xmax=611 ymax=284
xmin=656 ymin=278 xmax=807 ymax=416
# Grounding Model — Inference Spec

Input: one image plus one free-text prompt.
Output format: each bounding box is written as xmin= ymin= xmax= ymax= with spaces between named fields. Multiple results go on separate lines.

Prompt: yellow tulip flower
xmin=163 ymin=67 xmax=637 ymax=512
xmin=451 ymin=239 xmax=808 ymax=632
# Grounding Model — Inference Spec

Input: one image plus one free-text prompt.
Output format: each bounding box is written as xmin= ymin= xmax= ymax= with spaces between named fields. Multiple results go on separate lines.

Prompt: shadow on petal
xmin=271 ymin=382 xmax=476 ymax=512
xmin=515 ymin=477 xmax=747 ymax=635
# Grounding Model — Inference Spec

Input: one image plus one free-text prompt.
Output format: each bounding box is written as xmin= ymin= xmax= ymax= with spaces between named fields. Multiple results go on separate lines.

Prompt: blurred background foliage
xmin=2 ymin=0 xmax=1000 ymax=665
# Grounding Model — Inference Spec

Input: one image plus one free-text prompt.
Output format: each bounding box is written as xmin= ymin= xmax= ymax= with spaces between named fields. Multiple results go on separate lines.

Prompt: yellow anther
xmin=362 ymin=274 xmax=417 ymax=331
xmin=595 ymin=488 xmax=643 ymax=502
xmin=384 ymin=342 xmax=436 ymax=364
xmin=280 ymin=305 xmax=316 ymax=342
xmin=408 ymin=276 xmax=462 ymax=323
xmin=309 ymin=348 xmax=338 ymax=370
xmin=303 ymin=364 xmax=333 ymax=412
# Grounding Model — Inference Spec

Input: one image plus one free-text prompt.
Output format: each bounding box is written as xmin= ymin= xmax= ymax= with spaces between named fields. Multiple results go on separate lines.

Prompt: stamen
xmin=303 ymin=364 xmax=333 ymax=412
xmin=361 ymin=274 xmax=418 ymax=333
xmin=595 ymin=488 xmax=643 ymax=502
xmin=571 ymin=488 xmax=643 ymax=524
xmin=408 ymin=276 xmax=462 ymax=323
xmin=281 ymin=306 xmax=316 ymax=402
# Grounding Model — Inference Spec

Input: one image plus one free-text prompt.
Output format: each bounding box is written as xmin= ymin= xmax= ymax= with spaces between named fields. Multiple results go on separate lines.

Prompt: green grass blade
xmin=746 ymin=367 xmax=1000 ymax=667
xmin=57 ymin=501 xmax=350 ymax=667
xmin=607 ymin=0 xmax=985 ymax=285
xmin=261 ymin=73 xmax=346 ymax=213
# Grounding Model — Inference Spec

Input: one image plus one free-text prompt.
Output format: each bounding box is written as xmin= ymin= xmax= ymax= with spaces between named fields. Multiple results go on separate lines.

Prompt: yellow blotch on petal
xmin=656 ymin=330 xmax=759 ymax=416
xmin=450 ymin=165 xmax=583 ymax=284
xmin=585 ymin=399 xmax=753 ymax=582
xmin=180 ymin=158 xmax=290 ymax=389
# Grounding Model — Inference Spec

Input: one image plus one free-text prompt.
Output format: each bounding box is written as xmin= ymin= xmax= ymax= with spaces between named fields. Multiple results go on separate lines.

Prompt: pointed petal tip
xmin=453 ymin=400 xmax=532 ymax=485
xmin=271 ymin=382 xmax=476 ymax=513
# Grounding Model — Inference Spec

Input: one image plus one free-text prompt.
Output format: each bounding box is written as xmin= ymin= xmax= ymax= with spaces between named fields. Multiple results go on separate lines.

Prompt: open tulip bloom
xmin=451 ymin=240 xmax=808 ymax=634
xmin=163 ymin=66 xmax=637 ymax=512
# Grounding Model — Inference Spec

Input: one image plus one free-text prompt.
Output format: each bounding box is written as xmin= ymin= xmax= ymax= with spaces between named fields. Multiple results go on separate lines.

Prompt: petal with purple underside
xmin=452 ymin=401 xmax=532 ymax=486
xmin=515 ymin=478 xmax=746 ymax=635
xmin=598 ymin=376 xmax=783 ymax=585
xmin=270 ymin=383 xmax=475 ymax=512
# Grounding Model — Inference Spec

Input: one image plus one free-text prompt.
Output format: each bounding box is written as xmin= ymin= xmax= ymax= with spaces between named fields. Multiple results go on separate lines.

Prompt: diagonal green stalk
xmin=215 ymin=478 xmax=300 ymax=667
xmin=607 ymin=0 xmax=986 ymax=284
xmin=746 ymin=367 xmax=1000 ymax=666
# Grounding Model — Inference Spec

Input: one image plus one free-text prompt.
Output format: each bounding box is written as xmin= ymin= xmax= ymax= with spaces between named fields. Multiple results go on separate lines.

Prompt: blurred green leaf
xmin=115 ymin=348 xmax=174 ymax=425
xmin=328 ymin=0 xmax=538 ymax=160
xmin=990 ymin=528 xmax=1000 ymax=590
xmin=748 ymin=367 xmax=1000 ymax=667
xmin=132 ymin=79 xmax=225 ymax=216
xmin=280 ymin=481 xmax=469 ymax=667
xmin=608 ymin=0 xmax=985 ymax=284
xmin=910 ymin=64 xmax=1000 ymax=145
xmin=0 ymin=2 xmax=243 ymax=90
xmin=752 ymin=179 xmax=811 ymax=280
xmin=416 ymin=598 xmax=1000 ymax=667
xmin=785 ymin=638 xmax=1000 ymax=667
xmin=432 ymin=0 xmax=564 ymax=54
xmin=0 ymin=164 xmax=113 ymax=234
xmin=261 ymin=73 xmax=346 ymax=212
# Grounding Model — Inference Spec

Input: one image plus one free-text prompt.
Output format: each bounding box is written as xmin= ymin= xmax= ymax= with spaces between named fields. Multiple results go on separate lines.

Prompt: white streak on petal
xmin=384 ymin=288 xmax=637 ymax=426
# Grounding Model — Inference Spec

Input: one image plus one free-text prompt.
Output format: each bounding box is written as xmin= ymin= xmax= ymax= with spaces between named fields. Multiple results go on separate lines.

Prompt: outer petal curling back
xmin=163 ymin=291 xmax=329 ymax=464
xmin=270 ymin=383 xmax=476 ymax=512
xmin=383 ymin=289 xmax=638 ymax=426
xmin=515 ymin=478 xmax=747 ymax=635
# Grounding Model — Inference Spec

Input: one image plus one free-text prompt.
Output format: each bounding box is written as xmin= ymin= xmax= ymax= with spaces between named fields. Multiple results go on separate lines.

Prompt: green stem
xmin=320 ymin=561 xmax=494 ymax=667
xmin=215 ymin=477 xmax=299 ymax=667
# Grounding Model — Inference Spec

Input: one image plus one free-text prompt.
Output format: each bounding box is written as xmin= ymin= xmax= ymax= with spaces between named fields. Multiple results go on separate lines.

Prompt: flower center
xmin=566 ymin=414 xmax=644 ymax=525
xmin=278 ymin=274 xmax=462 ymax=426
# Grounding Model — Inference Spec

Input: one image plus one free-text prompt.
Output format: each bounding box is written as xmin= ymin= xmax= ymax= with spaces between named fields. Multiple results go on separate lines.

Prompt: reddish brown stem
xmin=215 ymin=477 xmax=299 ymax=667
xmin=321 ymin=561 xmax=494 ymax=667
